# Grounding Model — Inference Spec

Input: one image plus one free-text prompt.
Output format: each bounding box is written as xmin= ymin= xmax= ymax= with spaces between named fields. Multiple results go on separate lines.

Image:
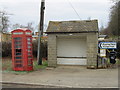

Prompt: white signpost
xmin=99 ymin=42 xmax=117 ymax=49
xmin=99 ymin=42 xmax=117 ymax=57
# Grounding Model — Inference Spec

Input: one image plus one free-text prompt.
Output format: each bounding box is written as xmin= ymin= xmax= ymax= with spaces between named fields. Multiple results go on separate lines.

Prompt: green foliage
xmin=33 ymin=60 xmax=48 ymax=71
xmin=2 ymin=58 xmax=48 ymax=73
xmin=2 ymin=40 xmax=47 ymax=58
xmin=102 ymin=1 xmax=120 ymax=36
xmin=2 ymin=41 xmax=12 ymax=57
xmin=32 ymin=40 xmax=47 ymax=58
xmin=2 ymin=59 xmax=12 ymax=71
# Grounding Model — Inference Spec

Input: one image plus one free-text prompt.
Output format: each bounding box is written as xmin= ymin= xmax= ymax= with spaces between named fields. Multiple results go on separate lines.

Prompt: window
xmin=15 ymin=45 xmax=21 ymax=48
xmin=27 ymin=38 xmax=31 ymax=41
xmin=27 ymin=42 xmax=31 ymax=44
xmin=28 ymin=49 xmax=31 ymax=52
xmin=28 ymin=46 xmax=31 ymax=48
xmin=14 ymin=37 xmax=21 ymax=40
xmin=15 ymin=64 xmax=22 ymax=67
xmin=15 ymin=41 xmax=21 ymax=44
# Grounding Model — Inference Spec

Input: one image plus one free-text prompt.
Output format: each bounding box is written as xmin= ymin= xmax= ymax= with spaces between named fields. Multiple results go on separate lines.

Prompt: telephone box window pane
xmin=27 ymin=42 xmax=31 ymax=44
xmin=16 ymin=53 xmax=22 ymax=55
xmin=28 ymin=49 xmax=31 ymax=51
xmin=28 ymin=52 xmax=31 ymax=55
xmin=28 ymin=56 xmax=32 ymax=59
xmin=15 ymin=45 xmax=21 ymax=48
xmin=14 ymin=37 xmax=21 ymax=40
xmin=15 ymin=57 xmax=22 ymax=59
xmin=16 ymin=49 xmax=22 ymax=52
xmin=26 ymin=32 xmax=31 ymax=35
xmin=28 ymin=53 xmax=31 ymax=55
xmin=15 ymin=41 xmax=21 ymax=44
xmin=15 ymin=64 xmax=22 ymax=67
xmin=28 ymin=60 xmax=32 ymax=66
xmin=28 ymin=46 xmax=31 ymax=48
xmin=27 ymin=38 xmax=31 ymax=41
xmin=15 ymin=60 xmax=22 ymax=63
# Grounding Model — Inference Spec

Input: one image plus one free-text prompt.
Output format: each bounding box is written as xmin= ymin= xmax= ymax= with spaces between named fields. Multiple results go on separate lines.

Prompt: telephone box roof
xmin=11 ymin=28 xmax=31 ymax=33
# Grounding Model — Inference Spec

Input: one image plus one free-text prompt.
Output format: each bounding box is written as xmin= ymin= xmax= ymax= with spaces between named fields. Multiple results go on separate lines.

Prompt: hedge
xmin=2 ymin=40 xmax=47 ymax=58
xmin=2 ymin=41 xmax=12 ymax=57
xmin=2 ymin=40 xmax=120 ymax=59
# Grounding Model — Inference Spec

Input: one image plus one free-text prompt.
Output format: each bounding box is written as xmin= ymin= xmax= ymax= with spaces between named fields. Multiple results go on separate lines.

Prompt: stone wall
xmin=48 ymin=33 xmax=98 ymax=68
xmin=48 ymin=34 xmax=57 ymax=67
xmin=87 ymin=33 xmax=98 ymax=68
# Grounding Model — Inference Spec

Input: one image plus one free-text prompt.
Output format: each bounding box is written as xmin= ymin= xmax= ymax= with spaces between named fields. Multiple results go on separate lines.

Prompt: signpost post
xmin=98 ymin=42 xmax=117 ymax=68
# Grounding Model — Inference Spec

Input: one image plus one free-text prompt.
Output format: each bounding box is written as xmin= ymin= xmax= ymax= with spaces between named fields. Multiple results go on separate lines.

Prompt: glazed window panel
xmin=15 ymin=60 xmax=22 ymax=63
xmin=14 ymin=37 xmax=22 ymax=40
xmin=28 ymin=45 xmax=31 ymax=48
xmin=15 ymin=41 xmax=21 ymax=44
xmin=27 ymin=42 xmax=31 ymax=44
xmin=28 ymin=60 xmax=32 ymax=66
xmin=26 ymin=32 xmax=31 ymax=35
xmin=15 ymin=64 xmax=22 ymax=67
xmin=15 ymin=57 xmax=22 ymax=59
xmin=15 ymin=45 xmax=22 ymax=48
xmin=28 ymin=56 xmax=32 ymax=59
xmin=28 ymin=52 xmax=31 ymax=55
xmin=27 ymin=38 xmax=31 ymax=41
xmin=28 ymin=49 xmax=31 ymax=52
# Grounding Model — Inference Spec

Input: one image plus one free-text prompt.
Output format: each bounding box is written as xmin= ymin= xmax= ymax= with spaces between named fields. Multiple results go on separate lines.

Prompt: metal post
xmin=37 ymin=0 xmax=45 ymax=65
xmin=118 ymin=1 xmax=120 ymax=39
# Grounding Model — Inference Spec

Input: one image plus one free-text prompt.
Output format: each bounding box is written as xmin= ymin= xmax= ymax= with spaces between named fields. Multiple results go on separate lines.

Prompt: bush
xmin=2 ymin=40 xmax=48 ymax=58
xmin=2 ymin=41 xmax=12 ymax=57
xmin=32 ymin=40 xmax=38 ymax=57
xmin=32 ymin=40 xmax=47 ymax=58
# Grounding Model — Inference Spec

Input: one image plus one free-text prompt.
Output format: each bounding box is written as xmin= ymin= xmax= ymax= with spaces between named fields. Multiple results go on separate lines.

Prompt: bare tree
xmin=111 ymin=0 xmax=119 ymax=3
xmin=12 ymin=22 xmax=35 ymax=34
xmin=0 ymin=10 xmax=11 ymax=32
xmin=102 ymin=1 xmax=120 ymax=36
xmin=12 ymin=23 xmax=21 ymax=30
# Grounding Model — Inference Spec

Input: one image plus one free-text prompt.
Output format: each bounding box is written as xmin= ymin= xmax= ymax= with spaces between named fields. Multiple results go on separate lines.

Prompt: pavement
xmin=2 ymin=66 xmax=119 ymax=88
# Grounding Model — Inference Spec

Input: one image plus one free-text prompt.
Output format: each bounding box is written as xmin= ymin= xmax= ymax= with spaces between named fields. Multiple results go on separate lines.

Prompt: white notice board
xmin=100 ymin=49 xmax=106 ymax=57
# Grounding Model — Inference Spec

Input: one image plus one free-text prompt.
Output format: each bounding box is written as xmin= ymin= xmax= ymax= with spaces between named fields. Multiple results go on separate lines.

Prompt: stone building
xmin=1 ymin=32 xmax=11 ymax=42
xmin=46 ymin=20 xmax=98 ymax=68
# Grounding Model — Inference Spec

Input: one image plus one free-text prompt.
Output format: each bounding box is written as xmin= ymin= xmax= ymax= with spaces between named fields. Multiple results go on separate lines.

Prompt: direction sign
xmin=99 ymin=42 xmax=117 ymax=49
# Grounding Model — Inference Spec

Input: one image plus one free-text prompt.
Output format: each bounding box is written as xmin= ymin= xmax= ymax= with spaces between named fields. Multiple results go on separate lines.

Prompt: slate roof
xmin=46 ymin=20 xmax=98 ymax=33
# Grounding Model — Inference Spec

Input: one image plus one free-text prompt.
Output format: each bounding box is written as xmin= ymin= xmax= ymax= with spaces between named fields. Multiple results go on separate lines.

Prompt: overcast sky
xmin=0 ymin=0 xmax=114 ymax=31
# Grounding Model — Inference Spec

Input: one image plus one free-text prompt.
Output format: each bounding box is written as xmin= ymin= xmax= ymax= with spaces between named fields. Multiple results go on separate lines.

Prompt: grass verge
xmin=2 ymin=58 xmax=48 ymax=74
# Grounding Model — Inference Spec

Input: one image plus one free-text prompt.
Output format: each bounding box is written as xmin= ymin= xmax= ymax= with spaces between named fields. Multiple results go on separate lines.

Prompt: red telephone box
xmin=12 ymin=29 xmax=33 ymax=71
